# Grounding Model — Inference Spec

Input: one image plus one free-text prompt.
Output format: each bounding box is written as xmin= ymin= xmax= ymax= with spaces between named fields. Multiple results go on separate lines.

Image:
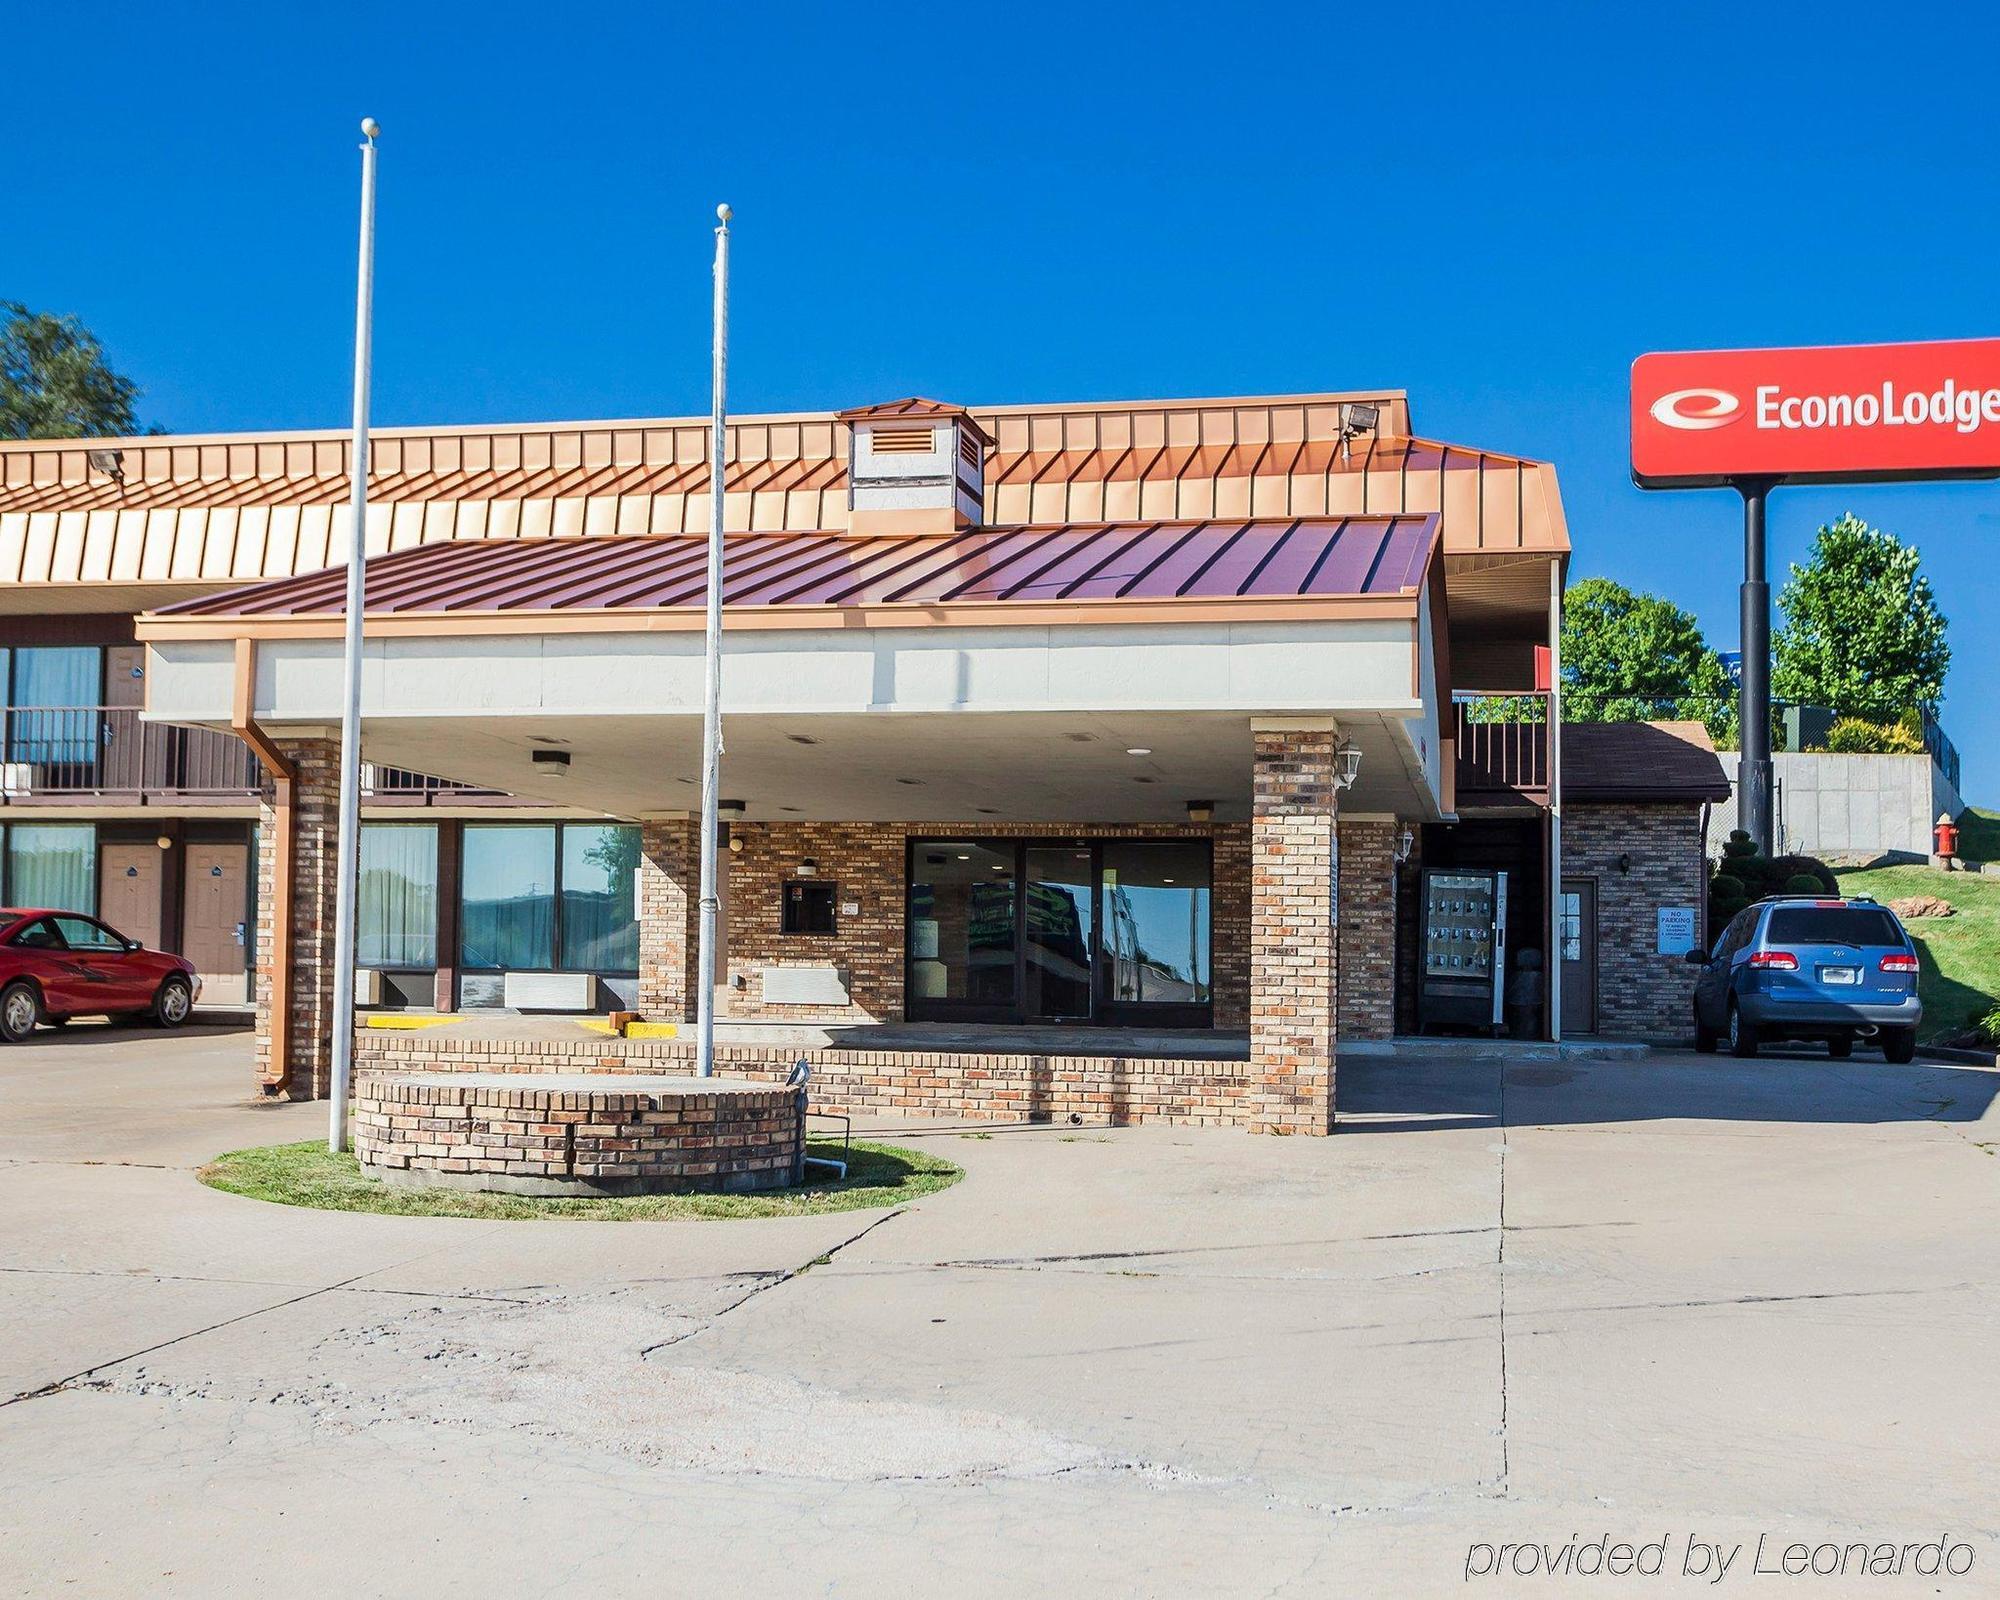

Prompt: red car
xmin=0 ymin=909 xmax=199 ymax=1042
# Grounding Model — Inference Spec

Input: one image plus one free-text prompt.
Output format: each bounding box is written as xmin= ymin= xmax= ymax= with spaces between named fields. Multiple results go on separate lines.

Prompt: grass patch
xmin=1954 ymin=805 xmax=2000 ymax=866
xmin=199 ymin=1136 xmax=962 ymax=1221
xmin=1836 ymin=863 xmax=2000 ymax=1042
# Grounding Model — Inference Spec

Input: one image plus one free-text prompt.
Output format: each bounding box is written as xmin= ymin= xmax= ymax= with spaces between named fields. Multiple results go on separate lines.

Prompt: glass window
xmin=908 ymin=843 xmax=1017 ymax=1006
xmin=782 ymin=880 xmax=837 ymax=935
xmin=8 ymin=647 xmax=100 ymax=766
xmin=560 ymin=823 xmax=639 ymax=973
xmin=8 ymin=917 xmax=63 ymax=949
xmin=8 ymin=824 xmax=96 ymax=914
xmin=1100 ymin=841 xmax=1211 ymax=1006
xmin=53 ymin=915 xmax=123 ymax=952
xmin=1765 ymin=906 xmax=1905 ymax=947
xmin=358 ymin=824 xmax=438 ymax=969
xmin=460 ymin=825 xmax=555 ymax=970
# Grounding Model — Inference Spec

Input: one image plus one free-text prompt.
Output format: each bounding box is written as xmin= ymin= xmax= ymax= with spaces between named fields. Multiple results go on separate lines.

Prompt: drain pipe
xmin=232 ymin=638 xmax=297 ymax=1095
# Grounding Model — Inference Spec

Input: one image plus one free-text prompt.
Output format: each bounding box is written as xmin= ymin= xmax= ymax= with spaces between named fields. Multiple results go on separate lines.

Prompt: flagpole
xmin=328 ymin=116 xmax=380 ymax=1150
xmin=695 ymin=203 xmax=731 ymax=1078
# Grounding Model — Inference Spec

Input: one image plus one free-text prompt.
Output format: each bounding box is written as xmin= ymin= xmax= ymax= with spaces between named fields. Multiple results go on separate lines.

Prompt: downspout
xmin=231 ymin=637 xmax=297 ymax=1094
xmin=1547 ymin=557 xmax=1563 ymax=1043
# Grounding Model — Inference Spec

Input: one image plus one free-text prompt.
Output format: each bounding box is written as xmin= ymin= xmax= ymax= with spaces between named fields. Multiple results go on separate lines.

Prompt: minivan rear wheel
xmin=1727 ymin=1000 xmax=1760 ymax=1059
xmin=1881 ymin=1027 xmax=1917 ymax=1065
xmin=1826 ymin=1035 xmax=1853 ymax=1060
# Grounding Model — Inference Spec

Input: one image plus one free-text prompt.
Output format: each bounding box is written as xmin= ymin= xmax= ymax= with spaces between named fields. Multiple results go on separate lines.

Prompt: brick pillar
xmin=1337 ymin=818 xmax=1398 ymax=1041
xmin=255 ymin=736 xmax=340 ymax=1100
xmin=638 ymin=817 xmax=701 ymax=1020
xmin=1250 ymin=727 xmax=1338 ymax=1134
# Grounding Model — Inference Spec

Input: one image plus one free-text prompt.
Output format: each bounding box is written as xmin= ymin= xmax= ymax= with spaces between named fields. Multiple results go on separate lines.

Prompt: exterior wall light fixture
xmin=1334 ymin=740 xmax=1362 ymax=791
xmin=797 ymin=857 xmax=818 ymax=877
xmin=1185 ymin=800 xmax=1214 ymax=824
xmin=1396 ymin=825 xmax=1415 ymax=863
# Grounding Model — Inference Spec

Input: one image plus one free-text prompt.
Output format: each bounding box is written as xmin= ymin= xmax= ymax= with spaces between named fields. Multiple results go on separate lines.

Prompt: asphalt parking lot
xmin=2 ymin=1024 xmax=1996 ymax=1597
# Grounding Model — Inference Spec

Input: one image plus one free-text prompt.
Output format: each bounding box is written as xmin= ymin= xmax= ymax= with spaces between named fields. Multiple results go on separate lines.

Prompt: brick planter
xmin=354 ymin=1072 xmax=805 ymax=1197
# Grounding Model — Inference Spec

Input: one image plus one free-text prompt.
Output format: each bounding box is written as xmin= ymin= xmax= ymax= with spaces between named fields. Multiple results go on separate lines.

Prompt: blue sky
xmin=9 ymin=2 xmax=1998 ymax=795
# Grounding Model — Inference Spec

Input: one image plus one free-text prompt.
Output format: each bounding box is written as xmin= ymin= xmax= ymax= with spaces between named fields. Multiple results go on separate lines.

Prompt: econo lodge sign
xmin=1631 ymin=337 xmax=2000 ymax=488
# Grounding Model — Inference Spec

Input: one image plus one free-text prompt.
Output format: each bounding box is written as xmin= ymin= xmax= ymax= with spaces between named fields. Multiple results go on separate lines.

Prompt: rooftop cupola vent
xmin=837 ymin=397 xmax=991 ymax=535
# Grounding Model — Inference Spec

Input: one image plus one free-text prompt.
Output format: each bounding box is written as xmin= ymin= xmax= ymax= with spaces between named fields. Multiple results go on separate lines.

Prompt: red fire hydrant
xmin=1935 ymin=812 xmax=1960 ymax=868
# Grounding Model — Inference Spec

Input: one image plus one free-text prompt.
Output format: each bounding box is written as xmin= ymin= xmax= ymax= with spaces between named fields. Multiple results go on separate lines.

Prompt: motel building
xmin=0 ymin=391 xmax=1727 ymax=1133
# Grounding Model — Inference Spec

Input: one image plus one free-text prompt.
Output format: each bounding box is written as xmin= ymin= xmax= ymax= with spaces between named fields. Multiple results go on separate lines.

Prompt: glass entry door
xmin=1024 ymin=845 xmax=1095 ymax=1021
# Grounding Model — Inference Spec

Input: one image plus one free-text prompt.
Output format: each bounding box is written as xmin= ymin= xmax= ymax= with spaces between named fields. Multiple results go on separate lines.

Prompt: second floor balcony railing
xmin=1454 ymin=692 xmax=1551 ymax=802
xmin=1 ymin=706 xmax=261 ymax=799
xmin=0 ymin=707 xmax=510 ymax=804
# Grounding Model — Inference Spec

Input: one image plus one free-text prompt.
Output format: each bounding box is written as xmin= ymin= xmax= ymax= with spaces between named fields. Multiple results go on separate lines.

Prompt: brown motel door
xmin=1559 ymin=878 xmax=1597 ymax=1035
xmin=99 ymin=844 xmax=163 ymax=950
xmin=184 ymin=843 xmax=249 ymax=1004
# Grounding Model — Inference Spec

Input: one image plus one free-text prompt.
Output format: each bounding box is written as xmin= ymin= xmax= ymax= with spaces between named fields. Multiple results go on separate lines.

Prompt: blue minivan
xmin=1688 ymin=896 xmax=1923 ymax=1062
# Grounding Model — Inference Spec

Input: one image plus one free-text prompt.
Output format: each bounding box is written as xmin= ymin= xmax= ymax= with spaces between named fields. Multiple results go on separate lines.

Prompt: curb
xmin=1918 ymin=1044 xmax=1999 ymax=1068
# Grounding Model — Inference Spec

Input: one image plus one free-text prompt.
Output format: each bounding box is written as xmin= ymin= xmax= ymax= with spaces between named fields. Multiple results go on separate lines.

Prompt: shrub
xmin=1783 ymin=873 xmax=1825 ymax=895
xmin=1710 ymin=874 xmax=1747 ymax=903
xmin=1823 ymin=716 xmax=1924 ymax=754
xmin=1766 ymin=853 xmax=1840 ymax=895
xmin=1977 ymin=1005 xmax=2000 ymax=1049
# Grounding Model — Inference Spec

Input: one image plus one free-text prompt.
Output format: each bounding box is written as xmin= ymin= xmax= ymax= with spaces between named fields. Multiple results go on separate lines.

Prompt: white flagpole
xmin=328 ymin=117 xmax=380 ymax=1151
xmin=695 ymin=203 xmax=731 ymax=1078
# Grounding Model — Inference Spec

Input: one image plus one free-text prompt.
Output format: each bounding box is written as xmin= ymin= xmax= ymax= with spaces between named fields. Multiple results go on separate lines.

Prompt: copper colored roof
xmin=1 ymin=394 xmax=1566 ymax=603
xmin=1562 ymin=720 xmax=1731 ymax=804
xmin=156 ymin=515 xmax=1439 ymax=621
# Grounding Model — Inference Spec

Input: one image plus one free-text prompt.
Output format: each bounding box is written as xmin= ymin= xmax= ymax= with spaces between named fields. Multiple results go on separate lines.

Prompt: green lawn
xmin=199 ymin=1136 xmax=962 ymax=1221
xmin=1953 ymin=805 xmax=2000 ymax=865
xmin=1834 ymin=862 xmax=2000 ymax=1043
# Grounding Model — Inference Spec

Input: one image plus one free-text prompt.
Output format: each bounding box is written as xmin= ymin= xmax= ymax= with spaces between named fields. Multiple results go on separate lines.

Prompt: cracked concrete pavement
xmin=2 ymin=1022 xmax=1997 ymax=1596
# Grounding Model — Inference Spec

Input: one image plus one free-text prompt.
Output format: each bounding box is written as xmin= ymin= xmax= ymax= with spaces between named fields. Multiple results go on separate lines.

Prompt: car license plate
xmin=1821 ymin=966 xmax=1860 ymax=985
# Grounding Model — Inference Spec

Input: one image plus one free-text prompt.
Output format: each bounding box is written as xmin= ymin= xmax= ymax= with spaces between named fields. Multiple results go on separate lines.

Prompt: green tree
xmin=0 ymin=302 xmax=146 ymax=439
xmin=1773 ymin=514 xmax=1948 ymax=723
xmin=1559 ymin=576 xmax=1735 ymax=743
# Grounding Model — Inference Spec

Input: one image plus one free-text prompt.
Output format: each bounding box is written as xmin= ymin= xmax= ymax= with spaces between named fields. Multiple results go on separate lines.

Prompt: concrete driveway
xmin=2 ymin=1026 xmax=1996 ymax=1597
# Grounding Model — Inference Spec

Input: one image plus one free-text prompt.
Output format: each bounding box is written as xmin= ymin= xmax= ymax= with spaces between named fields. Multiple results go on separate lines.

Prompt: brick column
xmin=1337 ymin=818 xmax=1398 ymax=1041
xmin=1250 ymin=727 xmax=1338 ymax=1134
xmin=638 ymin=817 xmax=701 ymax=1020
xmin=255 ymin=735 xmax=340 ymax=1100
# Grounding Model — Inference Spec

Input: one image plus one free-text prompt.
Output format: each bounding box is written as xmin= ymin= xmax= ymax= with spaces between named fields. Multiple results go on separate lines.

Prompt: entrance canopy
xmin=138 ymin=516 xmax=1454 ymax=823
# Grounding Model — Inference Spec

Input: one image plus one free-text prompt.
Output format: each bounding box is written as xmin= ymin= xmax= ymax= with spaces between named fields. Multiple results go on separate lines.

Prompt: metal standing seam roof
xmin=155 ymin=515 xmax=1440 ymax=620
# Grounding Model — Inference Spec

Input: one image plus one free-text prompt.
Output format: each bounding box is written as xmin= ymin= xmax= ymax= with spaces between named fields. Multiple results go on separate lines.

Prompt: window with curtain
xmin=560 ymin=823 xmax=639 ymax=973
xmin=7 ymin=824 xmax=97 ymax=913
xmin=459 ymin=825 xmax=556 ymax=970
xmin=357 ymin=824 xmax=438 ymax=969
xmin=8 ymin=647 xmax=100 ymax=766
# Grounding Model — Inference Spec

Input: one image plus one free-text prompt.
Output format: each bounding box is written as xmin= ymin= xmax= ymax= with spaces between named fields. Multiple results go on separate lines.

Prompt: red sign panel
xmin=1631 ymin=338 xmax=2000 ymax=488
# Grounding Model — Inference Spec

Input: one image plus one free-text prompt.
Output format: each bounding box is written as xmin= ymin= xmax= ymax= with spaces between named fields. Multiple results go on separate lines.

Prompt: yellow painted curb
xmin=575 ymin=1019 xmax=680 ymax=1039
xmin=363 ymin=1014 xmax=462 ymax=1030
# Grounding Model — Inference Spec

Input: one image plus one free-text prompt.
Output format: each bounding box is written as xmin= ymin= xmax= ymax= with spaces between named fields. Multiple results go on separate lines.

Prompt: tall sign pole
xmin=695 ymin=203 xmax=731 ymax=1079
xmin=328 ymin=117 xmax=380 ymax=1152
xmin=1632 ymin=337 xmax=2000 ymax=860
xmin=1737 ymin=480 xmax=1776 ymax=853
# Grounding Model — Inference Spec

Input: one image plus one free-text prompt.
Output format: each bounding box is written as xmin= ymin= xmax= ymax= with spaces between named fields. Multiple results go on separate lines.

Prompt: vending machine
xmin=1419 ymin=868 xmax=1508 ymax=1034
